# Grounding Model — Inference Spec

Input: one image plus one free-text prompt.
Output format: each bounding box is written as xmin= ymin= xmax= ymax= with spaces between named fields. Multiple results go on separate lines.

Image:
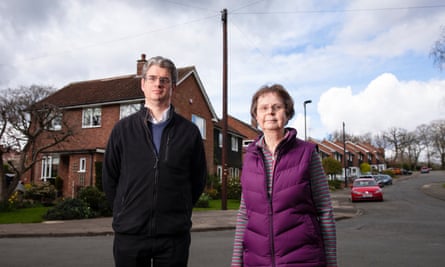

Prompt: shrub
xmin=25 ymin=182 xmax=57 ymax=206
xmin=227 ymin=176 xmax=241 ymax=200
xmin=328 ymin=179 xmax=343 ymax=190
xmin=205 ymin=188 xmax=219 ymax=199
xmin=78 ymin=186 xmax=112 ymax=217
xmin=44 ymin=198 xmax=94 ymax=220
xmin=195 ymin=193 xmax=210 ymax=208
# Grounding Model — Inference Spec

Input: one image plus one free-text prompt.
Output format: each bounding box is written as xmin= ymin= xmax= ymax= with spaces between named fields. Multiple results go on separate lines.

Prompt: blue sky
xmin=1 ymin=0 xmax=445 ymax=140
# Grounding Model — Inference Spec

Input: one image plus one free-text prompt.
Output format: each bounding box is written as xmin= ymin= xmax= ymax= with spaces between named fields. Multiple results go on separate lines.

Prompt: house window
xmin=47 ymin=113 xmax=62 ymax=131
xmin=191 ymin=114 xmax=206 ymax=139
xmin=216 ymin=165 xmax=222 ymax=181
xmin=234 ymin=168 xmax=240 ymax=178
xmin=242 ymin=140 xmax=254 ymax=147
xmin=120 ymin=103 xmax=142 ymax=119
xmin=82 ymin=107 xmax=101 ymax=128
xmin=231 ymin=136 xmax=238 ymax=152
xmin=79 ymin=158 xmax=86 ymax=173
xmin=41 ymin=156 xmax=59 ymax=181
xmin=219 ymin=133 xmax=223 ymax=148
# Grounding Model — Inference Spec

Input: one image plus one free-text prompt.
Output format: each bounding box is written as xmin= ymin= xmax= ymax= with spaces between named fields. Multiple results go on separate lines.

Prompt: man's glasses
xmin=145 ymin=75 xmax=171 ymax=85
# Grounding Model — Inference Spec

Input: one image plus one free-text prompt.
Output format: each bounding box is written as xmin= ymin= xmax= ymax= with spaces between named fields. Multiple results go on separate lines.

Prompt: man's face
xmin=141 ymin=65 xmax=174 ymax=106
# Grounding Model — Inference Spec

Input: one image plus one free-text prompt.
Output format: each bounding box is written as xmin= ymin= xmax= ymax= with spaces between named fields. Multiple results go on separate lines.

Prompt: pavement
xmin=0 ymin=177 xmax=443 ymax=238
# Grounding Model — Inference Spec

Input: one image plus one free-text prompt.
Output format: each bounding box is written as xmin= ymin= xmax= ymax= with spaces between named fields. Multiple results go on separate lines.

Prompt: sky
xmin=1 ymin=0 xmax=445 ymax=140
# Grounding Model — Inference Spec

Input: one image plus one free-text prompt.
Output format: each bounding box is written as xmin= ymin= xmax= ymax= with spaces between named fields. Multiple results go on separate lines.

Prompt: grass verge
xmin=0 ymin=199 xmax=240 ymax=224
xmin=0 ymin=206 xmax=51 ymax=224
xmin=194 ymin=199 xmax=240 ymax=211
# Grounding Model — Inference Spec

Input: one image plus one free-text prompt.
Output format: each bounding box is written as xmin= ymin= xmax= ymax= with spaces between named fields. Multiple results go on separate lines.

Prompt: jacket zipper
xmin=142 ymin=116 xmax=160 ymax=236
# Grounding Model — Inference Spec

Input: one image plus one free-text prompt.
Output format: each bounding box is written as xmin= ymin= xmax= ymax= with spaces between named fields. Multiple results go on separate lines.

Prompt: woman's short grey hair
xmin=142 ymin=56 xmax=178 ymax=84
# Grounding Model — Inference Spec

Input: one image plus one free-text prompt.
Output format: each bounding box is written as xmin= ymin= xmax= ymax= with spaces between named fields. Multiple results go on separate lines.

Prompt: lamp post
xmin=303 ymin=100 xmax=312 ymax=141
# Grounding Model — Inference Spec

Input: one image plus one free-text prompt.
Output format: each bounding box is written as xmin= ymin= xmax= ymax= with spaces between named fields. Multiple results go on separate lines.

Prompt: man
xmin=103 ymin=56 xmax=207 ymax=267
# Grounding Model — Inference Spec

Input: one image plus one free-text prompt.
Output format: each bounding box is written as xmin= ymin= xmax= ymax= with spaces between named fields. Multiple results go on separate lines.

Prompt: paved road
xmin=337 ymin=171 xmax=445 ymax=267
xmin=0 ymin=172 xmax=443 ymax=266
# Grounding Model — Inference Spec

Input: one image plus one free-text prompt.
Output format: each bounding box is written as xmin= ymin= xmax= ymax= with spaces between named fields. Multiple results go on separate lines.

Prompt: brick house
xmin=29 ymin=54 xmax=227 ymax=198
xmin=212 ymin=116 xmax=260 ymax=180
xmin=308 ymin=138 xmax=386 ymax=179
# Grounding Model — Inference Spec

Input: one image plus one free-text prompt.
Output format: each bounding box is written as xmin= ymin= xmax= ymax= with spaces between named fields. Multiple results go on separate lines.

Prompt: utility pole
xmin=221 ymin=8 xmax=228 ymax=210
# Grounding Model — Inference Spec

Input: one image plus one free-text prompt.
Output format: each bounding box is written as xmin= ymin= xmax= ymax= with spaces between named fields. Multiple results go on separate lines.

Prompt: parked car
xmin=375 ymin=174 xmax=393 ymax=185
xmin=351 ymin=178 xmax=383 ymax=202
xmin=420 ymin=166 xmax=430 ymax=173
xmin=401 ymin=168 xmax=413 ymax=175
xmin=387 ymin=167 xmax=402 ymax=175
xmin=359 ymin=175 xmax=384 ymax=188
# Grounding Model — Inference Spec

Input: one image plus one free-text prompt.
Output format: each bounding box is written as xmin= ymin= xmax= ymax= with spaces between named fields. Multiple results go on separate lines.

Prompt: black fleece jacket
xmin=102 ymin=106 xmax=207 ymax=236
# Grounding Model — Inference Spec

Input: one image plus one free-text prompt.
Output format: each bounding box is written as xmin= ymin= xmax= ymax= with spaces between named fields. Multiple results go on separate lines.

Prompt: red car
xmin=420 ymin=166 xmax=430 ymax=173
xmin=351 ymin=178 xmax=383 ymax=202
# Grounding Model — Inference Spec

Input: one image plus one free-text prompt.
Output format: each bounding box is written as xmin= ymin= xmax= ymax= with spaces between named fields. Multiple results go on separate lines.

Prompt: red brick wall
xmin=172 ymin=74 xmax=215 ymax=175
xmin=30 ymin=72 xmax=216 ymax=195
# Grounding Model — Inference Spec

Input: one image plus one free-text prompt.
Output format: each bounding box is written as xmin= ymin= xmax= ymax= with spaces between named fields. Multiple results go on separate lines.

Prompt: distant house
xmin=308 ymin=138 xmax=386 ymax=178
xmin=28 ymin=54 xmax=249 ymax=197
xmin=227 ymin=116 xmax=260 ymax=149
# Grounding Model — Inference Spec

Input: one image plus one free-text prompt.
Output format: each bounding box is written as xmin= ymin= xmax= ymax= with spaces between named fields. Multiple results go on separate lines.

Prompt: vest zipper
xmin=267 ymin=151 xmax=277 ymax=267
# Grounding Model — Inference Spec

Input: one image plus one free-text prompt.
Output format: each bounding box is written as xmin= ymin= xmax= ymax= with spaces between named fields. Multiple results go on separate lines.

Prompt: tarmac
xmin=0 ymin=175 xmax=443 ymax=238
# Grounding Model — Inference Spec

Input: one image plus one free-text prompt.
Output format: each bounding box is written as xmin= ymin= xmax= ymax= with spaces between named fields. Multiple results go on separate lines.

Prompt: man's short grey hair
xmin=142 ymin=56 xmax=178 ymax=84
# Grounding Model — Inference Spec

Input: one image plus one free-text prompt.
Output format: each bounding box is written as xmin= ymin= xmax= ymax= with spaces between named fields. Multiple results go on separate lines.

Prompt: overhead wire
xmin=4 ymin=2 xmax=445 ymax=65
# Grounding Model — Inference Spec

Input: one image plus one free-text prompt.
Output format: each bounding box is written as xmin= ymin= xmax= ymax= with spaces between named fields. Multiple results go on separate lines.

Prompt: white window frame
xmin=41 ymin=156 xmax=52 ymax=181
xmin=41 ymin=156 xmax=59 ymax=181
xmin=79 ymin=158 xmax=86 ymax=173
xmin=48 ymin=113 xmax=62 ymax=131
xmin=242 ymin=140 xmax=254 ymax=147
xmin=82 ymin=107 xmax=101 ymax=128
xmin=191 ymin=114 xmax=206 ymax=139
xmin=231 ymin=135 xmax=239 ymax=152
xmin=120 ymin=103 xmax=142 ymax=119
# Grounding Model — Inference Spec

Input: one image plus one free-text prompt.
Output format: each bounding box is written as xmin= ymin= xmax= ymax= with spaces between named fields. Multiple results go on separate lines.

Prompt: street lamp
xmin=303 ymin=100 xmax=312 ymax=141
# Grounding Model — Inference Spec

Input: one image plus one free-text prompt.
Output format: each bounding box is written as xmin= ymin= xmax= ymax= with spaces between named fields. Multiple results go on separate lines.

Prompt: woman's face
xmin=255 ymin=92 xmax=288 ymax=132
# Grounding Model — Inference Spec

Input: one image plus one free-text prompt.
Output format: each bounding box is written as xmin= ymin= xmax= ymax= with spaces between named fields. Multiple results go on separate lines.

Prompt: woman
xmin=231 ymin=84 xmax=337 ymax=267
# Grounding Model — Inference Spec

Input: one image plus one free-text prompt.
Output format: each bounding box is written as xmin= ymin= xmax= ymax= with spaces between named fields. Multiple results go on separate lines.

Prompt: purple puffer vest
xmin=241 ymin=128 xmax=326 ymax=267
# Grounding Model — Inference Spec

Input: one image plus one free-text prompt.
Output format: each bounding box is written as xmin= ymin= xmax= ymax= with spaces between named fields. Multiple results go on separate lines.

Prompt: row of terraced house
xmin=309 ymin=138 xmax=386 ymax=180
xmin=24 ymin=54 xmax=385 ymax=197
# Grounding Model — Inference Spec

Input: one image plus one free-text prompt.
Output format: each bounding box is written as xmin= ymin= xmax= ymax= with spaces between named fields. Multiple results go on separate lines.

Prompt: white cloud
xmin=319 ymin=73 xmax=445 ymax=136
xmin=1 ymin=0 xmax=445 ymax=141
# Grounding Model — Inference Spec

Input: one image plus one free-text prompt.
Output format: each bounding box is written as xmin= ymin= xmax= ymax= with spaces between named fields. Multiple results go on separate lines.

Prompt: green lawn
xmin=0 ymin=206 xmax=51 ymax=224
xmin=193 ymin=199 xmax=240 ymax=211
xmin=0 ymin=199 xmax=240 ymax=224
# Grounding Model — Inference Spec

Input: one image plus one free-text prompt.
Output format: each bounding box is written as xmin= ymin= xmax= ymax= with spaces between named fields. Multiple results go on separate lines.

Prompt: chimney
xmin=137 ymin=53 xmax=147 ymax=76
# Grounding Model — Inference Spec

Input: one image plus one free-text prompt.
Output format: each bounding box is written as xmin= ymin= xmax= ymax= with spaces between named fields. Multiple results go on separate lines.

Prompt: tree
xmin=416 ymin=124 xmax=434 ymax=167
xmin=429 ymin=119 xmax=445 ymax=169
xmin=322 ymin=157 xmax=342 ymax=180
xmin=0 ymin=85 xmax=74 ymax=204
xmin=360 ymin=162 xmax=371 ymax=174
xmin=383 ymin=127 xmax=406 ymax=164
xmin=430 ymin=26 xmax=445 ymax=71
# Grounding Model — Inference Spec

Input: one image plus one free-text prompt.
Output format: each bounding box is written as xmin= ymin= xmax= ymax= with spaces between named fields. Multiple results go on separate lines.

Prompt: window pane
xmin=191 ymin=114 xmax=206 ymax=139
xmin=79 ymin=158 xmax=86 ymax=172
xmin=82 ymin=107 xmax=101 ymax=128
xmin=231 ymin=136 xmax=238 ymax=152
xmin=120 ymin=103 xmax=142 ymax=119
